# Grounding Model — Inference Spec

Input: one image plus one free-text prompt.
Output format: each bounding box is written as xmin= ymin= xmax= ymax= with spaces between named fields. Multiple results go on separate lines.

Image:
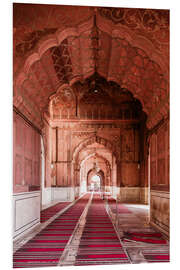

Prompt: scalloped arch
xmin=72 ymin=135 xmax=118 ymax=163
xmin=14 ymin=15 xmax=169 ymax=130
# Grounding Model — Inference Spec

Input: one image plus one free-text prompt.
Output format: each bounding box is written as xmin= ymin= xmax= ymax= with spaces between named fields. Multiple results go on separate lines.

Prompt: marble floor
xmin=107 ymin=202 xmax=169 ymax=264
xmin=13 ymin=194 xmax=169 ymax=266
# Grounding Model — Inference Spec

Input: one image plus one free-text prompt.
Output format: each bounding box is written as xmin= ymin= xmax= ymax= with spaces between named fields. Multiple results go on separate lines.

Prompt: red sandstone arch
xmin=72 ymin=135 xmax=118 ymax=164
xmin=14 ymin=15 xmax=168 ymax=80
xmin=80 ymin=152 xmax=111 ymax=173
xmin=87 ymin=169 xmax=105 ymax=190
xmin=80 ymin=153 xmax=111 ymax=187
xmin=14 ymin=13 xmax=169 ymax=130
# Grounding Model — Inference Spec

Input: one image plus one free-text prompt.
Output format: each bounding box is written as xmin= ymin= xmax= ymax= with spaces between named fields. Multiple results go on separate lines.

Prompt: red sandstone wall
xmin=149 ymin=118 xmax=169 ymax=235
xmin=150 ymin=119 xmax=169 ymax=190
xmin=56 ymin=129 xmax=71 ymax=187
xmin=48 ymin=122 xmax=144 ymax=189
xmin=42 ymin=123 xmax=52 ymax=188
xmin=13 ymin=111 xmax=41 ymax=193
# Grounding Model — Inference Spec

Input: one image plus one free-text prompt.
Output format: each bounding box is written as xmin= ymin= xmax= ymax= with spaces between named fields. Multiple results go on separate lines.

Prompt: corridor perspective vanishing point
xmin=13 ymin=2 xmax=170 ymax=268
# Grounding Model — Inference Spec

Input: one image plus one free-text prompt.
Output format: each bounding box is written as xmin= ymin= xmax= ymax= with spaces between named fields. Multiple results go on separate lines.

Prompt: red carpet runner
xmin=40 ymin=202 xmax=70 ymax=223
xmin=122 ymin=231 xmax=168 ymax=244
xmin=142 ymin=250 xmax=170 ymax=263
xmin=75 ymin=193 xmax=130 ymax=266
xmin=108 ymin=197 xmax=131 ymax=214
xmin=13 ymin=193 xmax=90 ymax=268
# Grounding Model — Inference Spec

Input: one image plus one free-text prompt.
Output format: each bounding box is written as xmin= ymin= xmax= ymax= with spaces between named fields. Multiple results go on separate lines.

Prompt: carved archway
xmin=87 ymin=169 xmax=105 ymax=192
xmin=80 ymin=152 xmax=111 ymax=173
xmin=73 ymin=136 xmax=116 ymax=189
xmin=80 ymin=152 xmax=111 ymax=188
xmin=73 ymin=135 xmax=118 ymax=164
xmin=14 ymin=11 xmax=169 ymax=130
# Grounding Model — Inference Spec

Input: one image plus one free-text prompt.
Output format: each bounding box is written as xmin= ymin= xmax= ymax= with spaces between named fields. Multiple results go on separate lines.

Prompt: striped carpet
xmin=108 ymin=197 xmax=131 ymax=214
xmin=75 ymin=193 xmax=130 ymax=266
xmin=40 ymin=202 xmax=70 ymax=223
xmin=142 ymin=249 xmax=170 ymax=262
xmin=122 ymin=231 xmax=168 ymax=244
xmin=13 ymin=193 xmax=90 ymax=268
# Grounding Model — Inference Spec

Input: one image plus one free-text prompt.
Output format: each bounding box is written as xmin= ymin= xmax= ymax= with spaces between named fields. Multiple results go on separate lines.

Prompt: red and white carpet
xmin=122 ymin=231 xmax=168 ymax=244
xmin=75 ymin=193 xmax=130 ymax=266
xmin=40 ymin=202 xmax=71 ymax=223
xmin=142 ymin=249 xmax=170 ymax=263
xmin=13 ymin=193 xmax=90 ymax=268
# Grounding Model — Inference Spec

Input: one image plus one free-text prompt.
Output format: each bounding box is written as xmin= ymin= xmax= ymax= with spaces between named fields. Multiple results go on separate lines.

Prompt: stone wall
xmin=149 ymin=118 xmax=169 ymax=235
xmin=44 ymin=120 xmax=147 ymax=202
xmin=118 ymin=187 xmax=149 ymax=204
xmin=150 ymin=119 xmax=169 ymax=189
xmin=13 ymin=110 xmax=41 ymax=193
xmin=150 ymin=190 xmax=169 ymax=236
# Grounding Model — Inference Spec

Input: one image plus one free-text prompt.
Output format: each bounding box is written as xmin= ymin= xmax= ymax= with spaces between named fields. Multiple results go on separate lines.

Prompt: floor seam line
xmin=58 ymin=192 xmax=93 ymax=266
xmin=105 ymin=199 xmax=132 ymax=264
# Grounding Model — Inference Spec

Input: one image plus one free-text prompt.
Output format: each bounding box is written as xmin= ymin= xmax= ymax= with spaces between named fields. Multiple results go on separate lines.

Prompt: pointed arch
xmin=72 ymin=135 xmax=119 ymax=163
xmin=87 ymin=169 xmax=105 ymax=190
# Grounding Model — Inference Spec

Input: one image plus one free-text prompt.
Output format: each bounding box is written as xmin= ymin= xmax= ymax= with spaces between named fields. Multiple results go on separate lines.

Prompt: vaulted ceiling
xmin=13 ymin=4 xmax=169 ymax=130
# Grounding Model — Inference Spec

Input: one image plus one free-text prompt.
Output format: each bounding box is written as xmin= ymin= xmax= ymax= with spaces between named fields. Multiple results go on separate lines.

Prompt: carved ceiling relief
xmin=49 ymin=73 xmax=144 ymax=121
xmin=15 ymin=28 xmax=58 ymax=58
xmin=13 ymin=4 xmax=169 ymax=131
xmin=73 ymin=131 xmax=97 ymax=139
xmin=50 ymin=39 xmax=73 ymax=84
xmin=51 ymin=85 xmax=76 ymax=119
xmin=98 ymin=8 xmax=169 ymax=52
xmin=14 ymin=5 xmax=169 ymax=59
xmin=13 ymin=4 xmax=93 ymax=57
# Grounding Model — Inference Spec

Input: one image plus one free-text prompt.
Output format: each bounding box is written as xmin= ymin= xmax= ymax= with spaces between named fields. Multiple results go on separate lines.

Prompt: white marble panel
xmin=51 ymin=187 xmax=75 ymax=202
xmin=69 ymin=187 xmax=75 ymax=201
xmin=13 ymin=191 xmax=40 ymax=239
xmin=41 ymin=187 xmax=52 ymax=206
xmin=80 ymin=181 xmax=87 ymax=194
xmin=75 ymin=186 xmax=80 ymax=198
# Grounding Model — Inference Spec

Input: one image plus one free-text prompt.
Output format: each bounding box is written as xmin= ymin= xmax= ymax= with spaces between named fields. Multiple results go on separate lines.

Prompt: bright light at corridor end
xmin=91 ymin=175 xmax=100 ymax=182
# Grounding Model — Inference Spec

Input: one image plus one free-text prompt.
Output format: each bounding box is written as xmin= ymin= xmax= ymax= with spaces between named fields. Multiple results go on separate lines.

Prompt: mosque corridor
xmin=13 ymin=192 xmax=169 ymax=268
xmin=12 ymin=4 xmax=170 ymax=268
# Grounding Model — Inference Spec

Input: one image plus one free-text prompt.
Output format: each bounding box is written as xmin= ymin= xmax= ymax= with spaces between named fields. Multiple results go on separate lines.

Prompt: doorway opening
xmin=90 ymin=175 xmax=101 ymax=192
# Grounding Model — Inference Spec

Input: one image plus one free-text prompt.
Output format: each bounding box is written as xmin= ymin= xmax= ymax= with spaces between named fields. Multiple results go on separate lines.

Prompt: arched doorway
xmin=87 ymin=169 xmax=105 ymax=193
xmin=73 ymin=139 xmax=116 ymax=197
xmin=90 ymin=175 xmax=101 ymax=192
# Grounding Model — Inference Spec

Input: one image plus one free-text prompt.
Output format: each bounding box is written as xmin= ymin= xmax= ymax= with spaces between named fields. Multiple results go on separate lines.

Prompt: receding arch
xmin=80 ymin=153 xmax=111 ymax=185
xmin=87 ymin=169 xmax=105 ymax=192
xmin=72 ymin=135 xmax=118 ymax=164
xmin=80 ymin=152 xmax=111 ymax=171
